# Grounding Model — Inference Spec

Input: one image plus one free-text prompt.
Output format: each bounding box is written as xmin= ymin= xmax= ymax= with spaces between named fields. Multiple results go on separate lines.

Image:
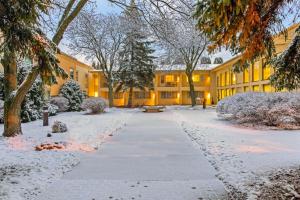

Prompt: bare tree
xmin=67 ymin=12 xmax=125 ymax=107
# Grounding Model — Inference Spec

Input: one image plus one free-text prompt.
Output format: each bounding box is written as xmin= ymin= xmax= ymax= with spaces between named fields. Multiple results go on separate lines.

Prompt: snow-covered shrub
xmin=52 ymin=121 xmax=68 ymax=133
xmin=217 ymin=92 xmax=300 ymax=129
xmin=0 ymin=100 xmax=4 ymax=123
xmin=59 ymin=80 xmax=85 ymax=111
xmin=50 ymin=96 xmax=69 ymax=112
xmin=81 ymin=97 xmax=107 ymax=114
xmin=48 ymin=104 xmax=59 ymax=116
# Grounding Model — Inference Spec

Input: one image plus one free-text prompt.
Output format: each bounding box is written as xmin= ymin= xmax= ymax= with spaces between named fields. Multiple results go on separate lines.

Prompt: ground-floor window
xmin=253 ymin=85 xmax=260 ymax=92
xmin=160 ymin=91 xmax=177 ymax=99
xmin=114 ymin=92 xmax=123 ymax=99
xmin=134 ymin=91 xmax=151 ymax=99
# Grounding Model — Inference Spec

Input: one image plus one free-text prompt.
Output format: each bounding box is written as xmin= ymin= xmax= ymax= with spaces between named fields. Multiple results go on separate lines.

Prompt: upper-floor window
xmin=263 ymin=61 xmax=271 ymax=80
xmin=252 ymin=63 xmax=260 ymax=82
xmin=220 ymin=73 xmax=225 ymax=86
xmin=70 ymin=68 xmax=74 ymax=79
xmin=243 ymin=68 xmax=249 ymax=83
xmin=165 ymin=75 xmax=174 ymax=82
xmin=75 ymin=70 xmax=79 ymax=81
xmin=225 ymin=72 xmax=230 ymax=86
xmin=231 ymin=73 xmax=236 ymax=84
xmin=192 ymin=74 xmax=200 ymax=82
xmin=217 ymin=76 xmax=220 ymax=87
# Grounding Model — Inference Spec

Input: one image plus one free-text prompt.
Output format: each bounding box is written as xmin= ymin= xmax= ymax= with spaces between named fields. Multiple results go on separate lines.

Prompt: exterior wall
xmin=50 ymin=53 xmax=92 ymax=96
xmin=89 ymin=70 xmax=212 ymax=107
xmin=211 ymin=23 xmax=299 ymax=102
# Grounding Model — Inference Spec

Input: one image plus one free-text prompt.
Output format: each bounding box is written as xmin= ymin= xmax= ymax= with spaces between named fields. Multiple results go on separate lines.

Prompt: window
xmin=231 ymin=88 xmax=236 ymax=95
xmin=244 ymin=86 xmax=249 ymax=92
xmin=160 ymin=91 xmax=177 ymax=99
xmin=225 ymin=72 xmax=230 ymax=86
xmin=243 ymin=68 xmax=249 ymax=83
xmin=263 ymin=65 xmax=271 ymax=80
xmin=192 ymin=74 xmax=200 ymax=82
xmin=134 ymin=91 xmax=151 ymax=99
xmin=253 ymin=85 xmax=260 ymax=92
xmin=231 ymin=73 xmax=236 ymax=85
xmin=217 ymin=76 xmax=220 ymax=87
xmin=114 ymin=92 xmax=123 ymax=99
xmin=263 ymin=84 xmax=272 ymax=92
xmin=186 ymin=91 xmax=204 ymax=98
xmin=70 ymin=68 xmax=74 ymax=79
xmin=165 ymin=75 xmax=174 ymax=82
xmin=252 ymin=63 xmax=259 ymax=82
xmin=221 ymin=73 xmax=225 ymax=86
xmin=75 ymin=70 xmax=79 ymax=81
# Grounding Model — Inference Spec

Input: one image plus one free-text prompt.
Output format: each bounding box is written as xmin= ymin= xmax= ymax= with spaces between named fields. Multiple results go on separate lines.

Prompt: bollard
xmin=43 ymin=106 xmax=49 ymax=126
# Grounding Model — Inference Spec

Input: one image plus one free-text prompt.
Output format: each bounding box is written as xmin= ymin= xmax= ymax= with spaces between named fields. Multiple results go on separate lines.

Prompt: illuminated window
xmin=221 ymin=89 xmax=225 ymax=98
xmin=165 ymin=75 xmax=174 ymax=82
xmin=252 ymin=63 xmax=260 ymax=82
xmin=244 ymin=86 xmax=249 ymax=92
xmin=263 ymin=65 xmax=271 ymax=80
xmin=263 ymin=84 xmax=272 ymax=92
xmin=217 ymin=76 xmax=220 ymax=87
xmin=243 ymin=68 xmax=249 ymax=83
xmin=221 ymin=73 xmax=225 ymax=86
xmin=253 ymin=85 xmax=260 ymax=92
xmin=226 ymin=89 xmax=231 ymax=96
xmin=70 ymin=68 xmax=74 ymax=79
xmin=232 ymin=88 xmax=236 ymax=95
xmin=231 ymin=73 xmax=236 ymax=84
xmin=243 ymin=69 xmax=249 ymax=83
xmin=192 ymin=74 xmax=200 ymax=82
xmin=225 ymin=72 xmax=230 ymax=86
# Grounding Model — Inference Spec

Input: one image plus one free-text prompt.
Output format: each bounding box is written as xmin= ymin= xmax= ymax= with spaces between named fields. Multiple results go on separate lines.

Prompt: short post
xmin=203 ymin=98 xmax=206 ymax=109
xmin=43 ymin=105 xmax=49 ymax=126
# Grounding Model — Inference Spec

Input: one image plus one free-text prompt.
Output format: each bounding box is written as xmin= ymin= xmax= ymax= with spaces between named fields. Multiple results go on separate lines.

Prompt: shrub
xmin=48 ymin=104 xmax=59 ymax=116
xmin=217 ymin=92 xmax=300 ymax=129
xmin=52 ymin=121 xmax=68 ymax=133
xmin=50 ymin=96 xmax=69 ymax=112
xmin=59 ymin=80 xmax=85 ymax=111
xmin=81 ymin=98 xmax=107 ymax=114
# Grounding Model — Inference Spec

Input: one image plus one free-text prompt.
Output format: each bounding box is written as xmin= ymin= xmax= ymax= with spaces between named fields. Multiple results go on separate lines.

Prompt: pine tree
xmin=59 ymin=80 xmax=85 ymax=111
xmin=116 ymin=0 xmax=156 ymax=107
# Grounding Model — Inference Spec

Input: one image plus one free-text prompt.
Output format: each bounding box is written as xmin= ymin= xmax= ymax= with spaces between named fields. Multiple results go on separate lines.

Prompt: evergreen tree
xmin=115 ymin=0 xmax=156 ymax=107
xmin=59 ymin=80 xmax=85 ymax=111
xmin=0 ymin=61 xmax=45 ymax=123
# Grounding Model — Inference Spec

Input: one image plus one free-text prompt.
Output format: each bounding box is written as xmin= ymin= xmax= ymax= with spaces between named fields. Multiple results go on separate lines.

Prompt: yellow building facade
xmin=0 ymin=24 xmax=298 ymax=106
xmin=210 ymin=23 xmax=299 ymax=102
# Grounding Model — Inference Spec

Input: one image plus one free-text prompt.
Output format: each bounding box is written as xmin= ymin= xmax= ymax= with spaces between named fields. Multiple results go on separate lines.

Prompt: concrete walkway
xmin=37 ymin=111 xmax=227 ymax=200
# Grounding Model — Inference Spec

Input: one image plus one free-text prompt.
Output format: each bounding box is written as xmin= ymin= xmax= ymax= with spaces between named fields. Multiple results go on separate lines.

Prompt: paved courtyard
xmin=37 ymin=110 xmax=227 ymax=200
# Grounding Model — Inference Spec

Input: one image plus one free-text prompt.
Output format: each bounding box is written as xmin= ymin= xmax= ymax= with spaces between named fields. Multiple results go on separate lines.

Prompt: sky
xmin=64 ymin=0 xmax=297 ymax=66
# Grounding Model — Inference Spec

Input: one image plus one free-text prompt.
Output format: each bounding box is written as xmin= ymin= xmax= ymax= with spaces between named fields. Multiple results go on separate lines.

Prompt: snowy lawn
xmin=170 ymin=107 xmax=300 ymax=199
xmin=0 ymin=108 xmax=133 ymax=200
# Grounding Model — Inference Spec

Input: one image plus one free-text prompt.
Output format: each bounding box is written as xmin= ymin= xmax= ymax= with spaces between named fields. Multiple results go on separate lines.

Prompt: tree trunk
xmin=127 ymin=87 xmax=133 ymax=108
xmin=187 ymin=72 xmax=196 ymax=107
xmin=108 ymin=82 xmax=114 ymax=108
xmin=3 ymin=53 xmax=21 ymax=137
xmin=2 ymin=52 xmax=40 ymax=137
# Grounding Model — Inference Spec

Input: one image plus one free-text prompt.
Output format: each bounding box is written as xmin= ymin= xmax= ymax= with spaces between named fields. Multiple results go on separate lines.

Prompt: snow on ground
xmin=169 ymin=106 xmax=300 ymax=199
xmin=0 ymin=108 xmax=133 ymax=200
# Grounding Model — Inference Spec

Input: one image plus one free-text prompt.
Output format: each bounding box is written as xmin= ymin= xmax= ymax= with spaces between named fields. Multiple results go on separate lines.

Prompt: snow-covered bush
xmin=59 ymin=80 xmax=85 ymax=111
xmin=48 ymin=104 xmax=59 ymax=116
xmin=52 ymin=121 xmax=68 ymax=133
xmin=217 ymin=92 xmax=300 ymax=129
xmin=81 ymin=97 xmax=107 ymax=114
xmin=50 ymin=96 xmax=69 ymax=112
xmin=0 ymin=100 xmax=4 ymax=123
